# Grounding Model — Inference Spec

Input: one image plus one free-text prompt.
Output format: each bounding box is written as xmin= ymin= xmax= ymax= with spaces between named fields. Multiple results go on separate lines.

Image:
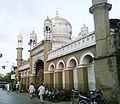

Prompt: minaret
xmin=43 ymin=17 xmax=52 ymax=41
xmin=90 ymin=0 xmax=119 ymax=103
xmin=16 ymin=33 xmax=23 ymax=80
xmin=43 ymin=17 xmax=52 ymax=87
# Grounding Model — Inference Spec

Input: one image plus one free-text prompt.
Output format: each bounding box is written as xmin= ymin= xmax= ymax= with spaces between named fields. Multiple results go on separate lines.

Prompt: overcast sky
xmin=0 ymin=0 xmax=120 ymax=75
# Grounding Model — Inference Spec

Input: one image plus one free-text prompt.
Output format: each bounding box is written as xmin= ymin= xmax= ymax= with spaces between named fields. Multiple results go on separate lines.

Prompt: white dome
xmin=51 ymin=16 xmax=72 ymax=37
xmin=18 ymin=33 xmax=23 ymax=40
xmin=30 ymin=31 xmax=37 ymax=45
xmin=18 ymin=33 xmax=23 ymax=48
xmin=78 ymin=24 xmax=88 ymax=38
xmin=30 ymin=31 xmax=37 ymax=40
xmin=43 ymin=13 xmax=72 ymax=49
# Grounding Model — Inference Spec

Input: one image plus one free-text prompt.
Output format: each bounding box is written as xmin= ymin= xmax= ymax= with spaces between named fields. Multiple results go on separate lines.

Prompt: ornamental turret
xmin=17 ymin=33 xmax=23 ymax=48
xmin=78 ymin=24 xmax=88 ymax=38
xmin=43 ymin=17 xmax=52 ymax=41
xmin=28 ymin=31 xmax=37 ymax=49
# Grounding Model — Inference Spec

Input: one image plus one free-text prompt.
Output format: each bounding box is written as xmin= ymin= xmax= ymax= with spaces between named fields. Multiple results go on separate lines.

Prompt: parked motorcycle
xmin=47 ymin=88 xmax=54 ymax=101
xmin=77 ymin=90 xmax=108 ymax=104
xmin=47 ymin=88 xmax=71 ymax=102
xmin=57 ymin=89 xmax=71 ymax=101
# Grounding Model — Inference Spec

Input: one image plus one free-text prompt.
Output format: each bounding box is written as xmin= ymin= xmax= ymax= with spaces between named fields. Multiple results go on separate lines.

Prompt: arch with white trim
xmin=80 ymin=51 xmax=96 ymax=91
xmin=66 ymin=56 xmax=78 ymax=89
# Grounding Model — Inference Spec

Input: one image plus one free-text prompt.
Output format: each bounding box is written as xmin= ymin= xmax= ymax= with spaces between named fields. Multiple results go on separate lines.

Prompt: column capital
xmin=89 ymin=3 xmax=112 ymax=14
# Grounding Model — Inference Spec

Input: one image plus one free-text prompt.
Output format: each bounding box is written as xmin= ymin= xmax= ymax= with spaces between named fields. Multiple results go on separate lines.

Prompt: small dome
xmin=30 ymin=31 xmax=37 ymax=39
xmin=44 ymin=17 xmax=52 ymax=26
xmin=18 ymin=33 xmax=23 ymax=40
xmin=78 ymin=24 xmax=88 ymax=38
xmin=80 ymin=24 xmax=88 ymax=32
xmin=30 ymin=31 xmax=37 ymax=44
xmin=51 ymin=16 xmax=72 ymax=36
xmin=18 ymin=33 xmax=23 ymax=48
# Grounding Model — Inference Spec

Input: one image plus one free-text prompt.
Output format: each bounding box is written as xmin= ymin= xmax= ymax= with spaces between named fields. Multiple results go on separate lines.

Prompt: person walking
xmin=28 ymin=83 xmax=35 ymax=99
xmin=6 ymin=83 xmax=10 ymax=92
xmin=16 ymin=83 xmax=20 ymax=92
xmin=38 ymin=83 xmax=45 ymax=104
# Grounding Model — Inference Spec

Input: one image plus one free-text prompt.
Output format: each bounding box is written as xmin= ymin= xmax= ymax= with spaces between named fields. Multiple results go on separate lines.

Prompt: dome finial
xmin=56 ymin=7 xmax=59 ymax=16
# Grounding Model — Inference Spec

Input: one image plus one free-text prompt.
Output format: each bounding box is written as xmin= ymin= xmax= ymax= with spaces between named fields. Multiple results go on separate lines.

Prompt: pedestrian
xmin=38 ymin=83 xmax=45 ymax=104
xmin=28 ymin=83 xmax=35 ymax=99
xmin=6 ymin=83 xmax=10 ymax=92
xmin=16 ymin=83 xmax=20 ymax=92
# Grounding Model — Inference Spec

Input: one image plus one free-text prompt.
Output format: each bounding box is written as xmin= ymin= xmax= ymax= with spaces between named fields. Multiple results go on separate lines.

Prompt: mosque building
xmin=16 ymin=11 xmax=96 ymax=91
xmin=15 ymin=0 xmax=120 ymax=103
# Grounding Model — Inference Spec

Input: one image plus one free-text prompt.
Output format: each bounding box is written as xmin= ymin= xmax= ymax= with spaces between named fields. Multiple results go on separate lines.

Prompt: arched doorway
xmin=34 ymin=60 xmax=44 ymax=86
xmin=56 ymin=61 xmax=65 ymax=89
xmin=49 ymin=64 xmax=55 ymax=88
xmin=67 ymin=56 xmax=78 ymax=89
xmin=81 ymin=54 xmax=95 ymax=91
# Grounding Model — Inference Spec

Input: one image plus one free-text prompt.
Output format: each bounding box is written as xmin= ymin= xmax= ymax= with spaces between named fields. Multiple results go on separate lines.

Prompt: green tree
xmin=0 ymin=71 xmax=14 ymax=83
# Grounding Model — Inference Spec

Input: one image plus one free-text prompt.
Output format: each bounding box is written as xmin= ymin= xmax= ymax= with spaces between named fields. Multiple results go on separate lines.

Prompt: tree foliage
xmin=0 ymin=71 xmax=14 ymax=83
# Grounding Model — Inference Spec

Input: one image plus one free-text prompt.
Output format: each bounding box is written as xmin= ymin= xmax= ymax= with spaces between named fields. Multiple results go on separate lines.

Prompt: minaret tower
xmin=16 ymin=33 xmax=23 ymax=80
xmin=90 ymin=0 xmax=119 ymax=103
xmin=43 ymin=17 xmax=52 ymax=41
xmin=43 ymin=17 xmax=52 ymax=87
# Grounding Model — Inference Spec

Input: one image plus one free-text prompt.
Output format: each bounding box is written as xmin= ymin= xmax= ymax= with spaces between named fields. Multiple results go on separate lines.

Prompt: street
xmin=0 ymin=88 xmax=72 ymax=104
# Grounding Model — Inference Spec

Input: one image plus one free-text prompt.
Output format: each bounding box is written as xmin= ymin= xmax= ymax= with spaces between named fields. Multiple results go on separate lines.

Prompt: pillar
xmin=89 ymin=0 xmax=119 ymax=103
xmin=54 ymin=70 xmax=62 ymax=89
xmin=64 ymin=68 xmax=73 ymax=90
xmin=44 ymin=72 xmax=54 ymax=88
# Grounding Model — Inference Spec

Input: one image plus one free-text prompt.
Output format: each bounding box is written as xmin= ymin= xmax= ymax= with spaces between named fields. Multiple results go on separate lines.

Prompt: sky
xmin=0 ymin=0 xmax=120 ymax=75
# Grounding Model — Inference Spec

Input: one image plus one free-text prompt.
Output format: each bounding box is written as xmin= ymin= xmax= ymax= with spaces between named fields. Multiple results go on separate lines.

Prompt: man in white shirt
xmin=6 ymin=83 xmax=10 ymax=92
xmin=16 ymin=83 xmax=20 ymax=92
xmin=29 ymin=83 xmax=35 ymax=99
xmin=38 ymin=83 xmax=45 ymax=104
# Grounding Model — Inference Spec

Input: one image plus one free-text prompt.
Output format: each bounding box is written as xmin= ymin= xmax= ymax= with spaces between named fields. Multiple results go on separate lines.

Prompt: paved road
xmin=0 ymin=88 xmax=73 ymax=104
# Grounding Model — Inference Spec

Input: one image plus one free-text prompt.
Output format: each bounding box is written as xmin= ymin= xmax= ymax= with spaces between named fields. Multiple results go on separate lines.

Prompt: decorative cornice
xmin=89 ymin=3 xmax=112 ymax=14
